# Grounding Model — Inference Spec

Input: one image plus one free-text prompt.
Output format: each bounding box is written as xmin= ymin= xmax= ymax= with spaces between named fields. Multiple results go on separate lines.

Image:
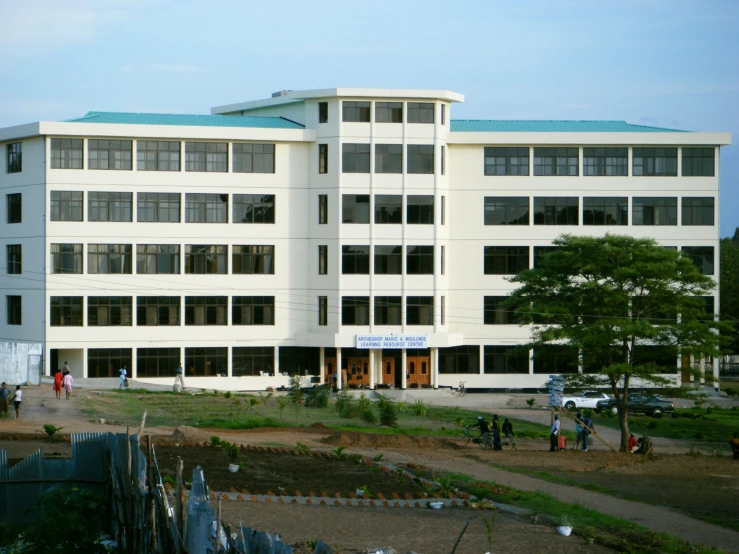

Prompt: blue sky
xmin=1 ymin=0 xmax=736 ymax=236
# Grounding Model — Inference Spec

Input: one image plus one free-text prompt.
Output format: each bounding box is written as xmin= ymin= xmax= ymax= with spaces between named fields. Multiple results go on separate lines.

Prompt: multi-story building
xmin=0 ymin=88 xmax=731 ymax=390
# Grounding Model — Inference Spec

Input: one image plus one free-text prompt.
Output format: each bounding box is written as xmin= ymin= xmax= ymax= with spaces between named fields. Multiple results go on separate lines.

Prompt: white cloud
xmin=117 ymin=64 xmax=135 ymax=73
xmin=150 ymin=64 xmax=206 ymax=73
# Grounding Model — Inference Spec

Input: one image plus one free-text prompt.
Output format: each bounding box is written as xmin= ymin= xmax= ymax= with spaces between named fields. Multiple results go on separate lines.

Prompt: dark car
xmin=596 ymin=392 xmax=674 ymax=417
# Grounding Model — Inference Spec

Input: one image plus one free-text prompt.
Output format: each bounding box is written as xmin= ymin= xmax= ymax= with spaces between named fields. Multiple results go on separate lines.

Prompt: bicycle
xmin=454 ymin=381 xmax=466 ymax=396
xmin=456 ymin=424 xmax=488 ymax=448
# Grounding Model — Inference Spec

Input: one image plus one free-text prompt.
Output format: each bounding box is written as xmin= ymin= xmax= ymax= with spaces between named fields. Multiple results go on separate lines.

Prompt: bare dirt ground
xmin=2 ymin=386 xmax=739 ymax=552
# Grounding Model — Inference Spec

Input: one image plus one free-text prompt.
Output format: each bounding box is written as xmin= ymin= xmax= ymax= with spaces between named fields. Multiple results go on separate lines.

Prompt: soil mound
xmin=306 ymin=422 xmax=331 ymax=432
xmin=170 ymin=425 xmax=201 ymax=442
xmin=320 ymin=433 xmax=461 ymax=450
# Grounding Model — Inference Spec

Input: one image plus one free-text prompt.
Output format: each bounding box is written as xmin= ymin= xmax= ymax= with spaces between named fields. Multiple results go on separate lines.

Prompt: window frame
xmin=136 ymin=140 xmax=181 ymax=171
xmin=375 ymin=102 xmax=402 ymax=123
xmin=341 ymin=296 xmax=370 ymax=326
xmin=484 ymin=246 xmax=530 ymax=275
xmin=484 ymin=296 xmax=517 ymax=325
xmin=374 ymin=194 xmax=402 ymax=224
xmin=681 ymin=246 xmax=714 ymax=275
xmin=375 ymin=144 xmax=403 ymax=174
xmin=233 ymin=346 xmax=274 ymax=377
xmin=318 ymin=296 xmax=328 ymax=326
xmin=681 ymin=197 xmax=714 ymax=226
xmin=136 ymin=296 xmax=180 ymax=326
xmin=583 ymin=197 xmax=628 ymax=226
xmin=87 ymin=244 xmax=133 ymax=274
xmin=233 ymin=143 xmax=275 ymax=173
xmin=632 ymin=197 xmax=677 ymax=226
xmin=50 ymin=296 xmax=83 ymax=326
xmin=484 ymin=197 xmax=529 ymax=225
xmin=407 ymin=145 xmax=434 ymax=174
xmin=137 ymin=192 xmax=180 ymax=223
xmin=484 ymin=147 xmax=530 ymax=176
xmin=632 ymin=147 xmax=677 ymax=177
xmin=318 ymin=144 xmax=328 ymax=174
xmin=318 ymin=194 xmax=328 ymax=224
xmin=184 ymin=244 xmax=228 ymax=275
xmin=7 ymin=295 xmax=21 ymax=325
xmin=681 ymin=147 xmax=715 ymax=177
xmin=50 ymin=243 xmax=83 ymax=274
xmin=406 ymin=296 xmax=434 ymax=326
xmin=88 ymin=191 xmax=133 ymax=222
xmin=50 ymin=191 xmax=83 ymax=222
xmin=533 ymin=197 xmax=579 ymax=225
xmin=318 ymin=102 xmax=328 ymax=123
xmin=342 ymin=194 xmax=370 ymax=224
xmin=7 ymin=193 xmax=21 ymax=224
xmin=374 ymin=245 xmax=402 ymax=275
xmin=184 ymin=141 xmax=228 ymax=172
xmin=7 ymin=244 xmax=22 ymax=274
xmin=342 ymin=101 xmax=370 ymax=123
xmin=374 ymin=296 xmax=402 ymax=325
xmin=533 ymin=147 xmax=579 ymax=176
xmin=136 ymin=244 xmax=180 ymax=274
xmin=406 ymin=195 xmax=434 ymax=225
xmin=232 ymin=245 xmax=275 ymax=275
xmin=185 ymin=193 xmax=228 ymax=223
xmin=233 ymin=194 xmax=275 ymax=224
xmin=7 ymin=142 xmax=22 ymax=173
xmin=484 ymin=345 xmax=529 ymax=374
xmin=185 ymin=296 xmax=228 ymax=326
xmin=583 ymin=147 xmax=628 ymax=176
xmin=50 ymin=138 xmax=83 ymax=169
xmin=342 ymin=143 xmax=371 ymax=173
xmin=407 ymin=102 xmax=434 ymax=124
xmin=341 ymin=245 xmax=370 ymax=275
xmin=87 ymin=296 xmax=133 ymax=326
xmin=406 ymin=245 xmax=434 ymax=275
xmin=87 ymin=139 xmax=132 ymax=171
xmin=318 ymin=245 xmax=328 ymax=275
xmin=232 ymin=296 xmax=275 ymax=326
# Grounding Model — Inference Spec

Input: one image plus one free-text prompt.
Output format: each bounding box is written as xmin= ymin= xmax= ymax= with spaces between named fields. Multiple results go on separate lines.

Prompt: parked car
xmin=560 ymin=390 xmax=611 ymax=411
xmin=596 ymin=393 xmax=674 ymax=417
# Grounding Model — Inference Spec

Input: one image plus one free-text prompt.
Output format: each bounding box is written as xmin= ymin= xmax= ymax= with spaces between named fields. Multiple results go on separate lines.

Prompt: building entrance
xmin=406 ymin=348 xmax=431 ymax=388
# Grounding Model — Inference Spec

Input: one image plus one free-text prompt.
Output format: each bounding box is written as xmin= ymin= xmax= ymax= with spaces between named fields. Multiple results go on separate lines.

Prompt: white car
xmin=560 ymin=390 xmax=610 ymax=411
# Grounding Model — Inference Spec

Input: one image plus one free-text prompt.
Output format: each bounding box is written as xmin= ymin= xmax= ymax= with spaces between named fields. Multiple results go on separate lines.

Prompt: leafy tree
xmin=507 ymin=234 xmax=726 ymax=451
xmin=720 ymin=231 xmax=739 ymax=354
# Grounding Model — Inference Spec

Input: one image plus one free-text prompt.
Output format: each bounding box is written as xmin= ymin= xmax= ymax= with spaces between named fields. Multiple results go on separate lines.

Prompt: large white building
xmin=0 ymin=88 xmax=731 ymax=390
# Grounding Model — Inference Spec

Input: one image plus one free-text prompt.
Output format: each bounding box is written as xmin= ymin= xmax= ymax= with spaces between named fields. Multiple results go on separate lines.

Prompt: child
xmin=13 ymin=385 xmax=22 ymax=419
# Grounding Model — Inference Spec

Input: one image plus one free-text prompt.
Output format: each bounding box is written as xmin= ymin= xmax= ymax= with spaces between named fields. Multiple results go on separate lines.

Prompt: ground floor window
xmin=279 ymin=347 xmax=320 ymax=376
xmin=439 ymin=345 xmax=479 ymax=374
xmin=137 ymin=347 xmax=180 ymax=378
xmin=185 ymin=347 xmax=227 ymax=377
xmin=484 ymin=346 xmax=529 ymax=374
xmin=533 ymin=345 xmax=579 ymax=374
xmin=233 ymin=347 xmax=274 ymax=376
xmin=88 ymin=348 xmax=132 ymax=378
xmin=632 ymin=345 xmax=678 ymax=371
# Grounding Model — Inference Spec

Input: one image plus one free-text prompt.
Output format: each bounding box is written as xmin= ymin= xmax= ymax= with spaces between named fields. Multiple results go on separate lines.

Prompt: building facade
xmin=0 ymin=88 xmax=731 ymax=390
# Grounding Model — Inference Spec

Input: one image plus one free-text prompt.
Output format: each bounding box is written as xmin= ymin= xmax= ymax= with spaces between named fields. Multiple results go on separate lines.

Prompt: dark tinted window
xmin=633 ymin=148 xmax=677 ymax=176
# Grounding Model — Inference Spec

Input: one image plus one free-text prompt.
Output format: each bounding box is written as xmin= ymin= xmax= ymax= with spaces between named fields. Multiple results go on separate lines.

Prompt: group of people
xmin=550 ymin=412 xmax=595 ymax=452
xmin=476 ymin=414 xmax=516 ymax=450
xmin=52 ymin=362 xmax=74 ymax=400
xmin=0 ymin=382 xmax=22 ymax=419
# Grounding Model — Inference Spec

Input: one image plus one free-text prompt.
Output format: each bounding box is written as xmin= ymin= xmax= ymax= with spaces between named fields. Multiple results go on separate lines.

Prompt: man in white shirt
xmin=173 ymin=363 xmax=185 ymax=392
xmin=550 ymin=414 xmax=560 ymax=452
xmin=119 ymin=366 xmax=128 ymax=389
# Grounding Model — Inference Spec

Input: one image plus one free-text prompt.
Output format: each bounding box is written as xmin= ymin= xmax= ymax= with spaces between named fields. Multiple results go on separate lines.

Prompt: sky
xmin=1 ymin=0 xmax=737 ymax=236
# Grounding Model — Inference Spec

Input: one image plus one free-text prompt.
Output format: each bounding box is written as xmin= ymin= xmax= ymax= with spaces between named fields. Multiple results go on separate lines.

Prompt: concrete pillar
xmin=274 ymin=346 xmax=279 ymax=377
xmin=336 ymin=347 xmax=342 ymax=390
xmin=699 ymin=356 xmax=706 ymax=384
xmin=431 ymin=347 xmax=439 ymax=389
xmin=369 ymin=349 xmax=375 ymax=389
xmin=401 ymin=349 xmax=407 ymax=389
xmin=131 ymin=347 xmax=137 ymax=379
xmin=319 ymin=347 xmax=325 ymax=385
xmin=713 ymin=357 xmax=720 ymax=390
xmin=227 ymin=346 xmax=232 ymax=378
xmin=689 ymin=355 xmax=695 ymax=383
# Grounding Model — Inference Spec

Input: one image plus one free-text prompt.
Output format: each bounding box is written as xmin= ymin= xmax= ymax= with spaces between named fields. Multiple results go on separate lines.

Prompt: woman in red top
xmin=52 ymin=369 xmax=63 ymax=399
xmin=628 ymin=433 xmax=638 ymax=453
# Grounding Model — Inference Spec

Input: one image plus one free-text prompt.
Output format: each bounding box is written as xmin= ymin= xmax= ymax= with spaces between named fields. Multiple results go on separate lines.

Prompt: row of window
xmin=47 ymin=243 xmax=274 ymax=275
xmin=339 ymin=143 xmax=444 ymax=175
xmin=484 ymin=196 xmax=715 ymax=226
xmin=338 ymin=245 xmax=441 ymax=275
xmin=484 ymin=147 xmax=715 ymax=177
xmin=323 ymin=101 xmax=442 ymax=125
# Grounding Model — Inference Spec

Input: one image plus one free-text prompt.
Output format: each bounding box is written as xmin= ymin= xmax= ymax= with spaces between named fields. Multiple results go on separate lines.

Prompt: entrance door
xmin=325 ymin=358 xmax=337 ymax=385
xmin=347 ymin=358 xmax=370 ymax=387
xmin=407 ymin=355 xmax=431 ymax=388
xmin=382 ymin=358 xmax=395 ymax=387
xmin=681 ymin=354 xmax=691 ymax=384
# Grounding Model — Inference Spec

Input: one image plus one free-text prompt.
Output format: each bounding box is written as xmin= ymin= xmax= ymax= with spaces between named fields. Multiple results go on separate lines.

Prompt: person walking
xmin=0 ymin=382 xmax=10 ymax=417
xmin=491 ymin=415 xmax=503 ymax=451
xmin=53 ymin=369 xmax=63 ymax=399
xmin=119 ymin=365 xmax=128 ymax=390
xmin=62 ymin=371 xmax=74 ymax=400
xmin=63 ymin=361 xmax=70 ymax=374
xmin=550 ymin=414 xmax=560 ymax=451
xmin=12 ymin=386 xmax=22 ymax=419
xmin=581 ymin=413 xmax=595 ymax=451
xmin=477 ymin=416 xmax=492 ymax=449
xmin=173 ymin=363 xmax=185 ymax=392
xmin=502 ymin=418 xmax=516 ymax=449
xmin=574 ymin=412 xmax=584 ymax=450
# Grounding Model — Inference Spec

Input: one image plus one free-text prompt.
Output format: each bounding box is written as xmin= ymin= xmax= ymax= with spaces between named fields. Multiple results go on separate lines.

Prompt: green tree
xmin=720 ymin=231 xmax=739 ymax=353
xmin=507 ymin=234 xmax=726 ymax=451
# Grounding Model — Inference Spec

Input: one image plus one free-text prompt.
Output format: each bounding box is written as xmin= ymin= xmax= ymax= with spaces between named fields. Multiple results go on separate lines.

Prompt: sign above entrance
xmin=356 ymin=335 xmax=428 ymax=349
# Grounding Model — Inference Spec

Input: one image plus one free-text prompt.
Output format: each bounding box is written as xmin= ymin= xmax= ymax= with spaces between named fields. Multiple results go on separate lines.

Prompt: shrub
xmin=305 ymin=388 xmax=329 ymax=408
xmin=411 ymin=400 xmax=429 ymax=416
xmin=222 ymin=441 xmax=241 ymax=464
xmin=361 ymin=408 xmax=377 ymax=424
xmin=335 ymin=390 xmax=358 ymax=418
xmin=378 ymin=399 xmax=398 ymax=427
xmin=210 ymin=435 xmax=222 ymax=447
xmin=224 ymin=391 xmax=232 ymax=399
xmin=295 ymin=442 xmax=310 ymax=454
xmin=357 ymin=392 xmax=372 ymax=412
xmin=41 ymin=424 xmax=64 ymax=440
xmin=525 ymin=398 xmax=536 ymax=409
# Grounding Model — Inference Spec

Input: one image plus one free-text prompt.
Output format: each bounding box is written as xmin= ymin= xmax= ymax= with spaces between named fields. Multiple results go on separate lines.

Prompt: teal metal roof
xmin=64 ymin=111 xmax=304 ymax=129
xmin=450 ymin=120 xmax=687 ymax=133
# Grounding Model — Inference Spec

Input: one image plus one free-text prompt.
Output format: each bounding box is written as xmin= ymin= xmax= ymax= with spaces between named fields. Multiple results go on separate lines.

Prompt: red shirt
xmin=628 ymin=435 xmax=638 ymax=451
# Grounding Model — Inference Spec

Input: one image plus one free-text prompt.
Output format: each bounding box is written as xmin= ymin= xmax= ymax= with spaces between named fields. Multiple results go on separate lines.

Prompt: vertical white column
xmin=699 ymin=357 xmax=706 ymax=384
xmin=227 ymin=346 xmax=232 ymax=378
xmin=401 ymin=349 xmax=407 ymax=389
xmin=131 ymin=347 xmax=137 ymax=379
xmin=273 ymin=346 xmax=279 ymax=377
xmin=82 ymin=347 xmax=88 ymax=378
xmin=319 ymin=347 xmax=325 ymax=385
xmin=479 ymin=345 xmax=484 ymax=375
xmin=689 ymin=354 xmax=695 ymax=383
xmin=432 ymin=347 xmax=439 ymax=389
xmin=369 ymin=349 xmax=375 ymax=389
xmin=336 ymin=347 xmax=342 ymax=390
xmin=712 ymin=357 xmax=720 ymax=390
xmin=529 ymin=349 xmax=534 ymax=375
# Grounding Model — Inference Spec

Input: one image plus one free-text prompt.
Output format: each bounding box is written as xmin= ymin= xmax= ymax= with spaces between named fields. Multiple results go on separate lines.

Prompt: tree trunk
xmin=618 ymin=408 xmax=630 ymax=452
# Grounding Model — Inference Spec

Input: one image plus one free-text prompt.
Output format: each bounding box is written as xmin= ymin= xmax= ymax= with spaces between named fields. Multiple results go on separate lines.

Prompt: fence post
xmin=176 ymin=457 xmax=184 ymax=554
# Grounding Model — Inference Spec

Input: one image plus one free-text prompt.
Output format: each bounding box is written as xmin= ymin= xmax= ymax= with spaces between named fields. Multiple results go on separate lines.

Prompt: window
xmin=233 ymin=347 xmax=274 ymax=376
xmin=88 ymin=139 xmax=132 ymax=170
xmin=682 ymin=148 xmax=715 ymax=177
xmin=318 ymin=245 xmax=328 ymax=275
xmin=233 ymin=143 xmax=275 ymax=173
xmin=185 ymin=193 xmax=228 ymax=223
xmin=633 ymin=147 xmax=677 ymax=176
xmin=50 ymin=296 xmax=83 ymax=326
xmin=342 ymin=296 xmax=369 ymax=325
xmin=88 ymin=192 xmax=132 ymax=222
xmin=441 ymin=296 xmax=445 ymax=324
xmin=375 ymin=102 xmax=402 ymax=123
xmin=441 ymin=196 xmax=445 ymax=225
xmin=439 ymin=346 xmax=479 ymax=374
xmin=534 ymin=246 xmax=559 ymax=268
xmin=407 ymin=102 xmax=434 ymax=124
xmin=318 ymin=194 xmax=328 ymax=224
xmin=342 ymin=245 xmax=370 ymax=274
xmin=484 ymin=296 xmax=517 ymax=324
xmin=342 ymin=194 xmax=370 ymax=223
xmin=406 ymin=296 xmax=433 ymax=325
xmin=406 ymin=246 xmax=434 ymax=275
xmin=7 ymin=295 xmax=21 ymax=325
xmin=318 ymin=296 xmax=327 ymax=326
xmin=136 ymin=244 xmax=180 ymax=274
xmin=137 ymin=347 xmax=180 ymax=377
xmin=51 ymin=244 xmax=82 ymax=274
xmin=342 ymin=143 xmax=370 ymax=173
xmin=233 ymin=194 xmax=275 ymax=224
xmin=137 ymin=193 xmax=180 ymax=222
xmin=583 ymin=147 xmax=628 ymax=176
xmin=185 ymin=245 xmax=227 ymax=274
xmin=88 ymin=349 xmax=132 ymax=378
xmin=699 ymin=296 xmax=715 ymax=320
xmin=441 ymin=104 xmax=445 ymax=125
xmin=533 ymin=147 xmax=578 ymax=176
xmin=319 ymin=144 xmax=328 ymax=174
xmin=50 ymin=138 xmax=83 ymax=169
xmin=484 ymin=197 xmax=529 ymax=225
xmin=185 ymin=347 xmax=227 ymax=377
xmin=441 ymin=245 xmax=445 ymax=275
xmin=632 ymin=197 xmax=677 ymax=225
xmin=375 ymin=144 xmax=402 ymax=173
xmin=441 ymin=145 xmax=445 ymax=175
xmin=7 ymin=193 xmax=21 ymax=223
xmin=533 ymin=345 xmax=579 ymax=374
xmin=407 ymin=145 xmax=434 ymax=174
xmin=533 ymin=197 xmax=579 ymax=225
xmin=232 ymin=245 xmax=274 ymax=274
xmin=374 ymin=194 xmax=402 ymax=223
xmin=318 ymin=102 xmax=328 ymax=123
xmin=375 ymin=296 xmax=401 ymax=325
xmin=7 ymin=143 xmax=21 ymax=173
xmin=7 ymin=245 xmax=21 ymax=274
xmin=681 ymin=246 xmax=714 ymax=275
xmin=484 ymin=246 xmax=529 ymax=275
xmin=583 ymin=197 xmax=628 ymax=225
xmin=407 ymin=195 xmax=434 ymax=224
xmin=484 ymin=147 xmax=529 ymax=176
xmin=374 ymin=245 xmax=402 ymax=275
xmin=342 ymin=101 xmax=370 ymax=122
xmin=50 ymin=191 xmax=83 ymax=221
xmin=233 ymin=296 xmax=274 ymax=325
xmin=279 ymin=347 xmax=319 ymax=376
xmin=136 ymin=297 xmax=180 ymax=326
xmin=87 ymin=296 xmax=132 ymax=326
xmin=484 ymin=346 xmax=529 ymax=374
xmin=681 ymin=197 xmax=714 ymax=226
xmin=185 ymin=142 xmax=227 ymax=172
xmin=137 ymin=140 xmax=180 ymax=171
xmin=185 ymin=296 xmax=227 ymax=325
xmin=88 ymin=244 xmax=132 ymax=274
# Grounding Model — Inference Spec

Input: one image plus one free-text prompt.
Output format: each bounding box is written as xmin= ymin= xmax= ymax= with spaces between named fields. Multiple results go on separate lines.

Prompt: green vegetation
xmin=41 ymin=423 xmax=64 ymax=440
